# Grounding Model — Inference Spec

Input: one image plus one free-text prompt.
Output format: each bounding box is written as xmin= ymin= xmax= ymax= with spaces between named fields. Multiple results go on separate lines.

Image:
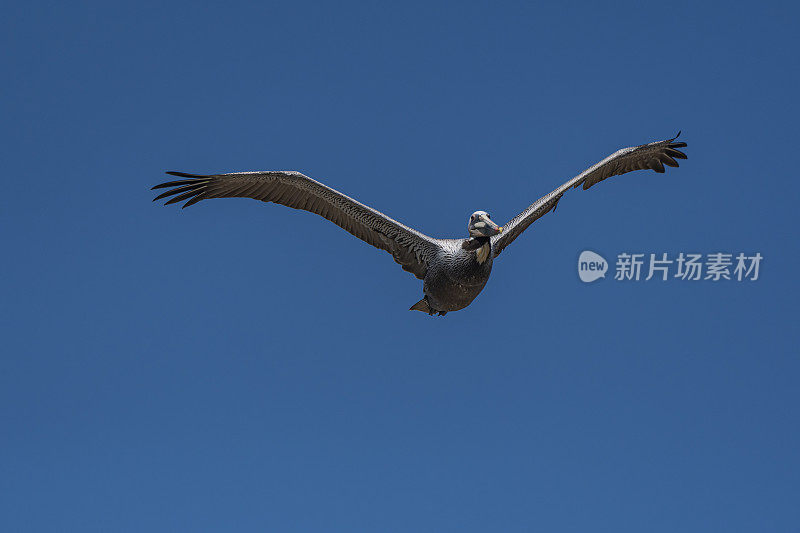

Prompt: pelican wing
xmin=492 ymin=134 xmax=688 ymax=256
xmin=152 ymin=171 xmax=439 ymax=279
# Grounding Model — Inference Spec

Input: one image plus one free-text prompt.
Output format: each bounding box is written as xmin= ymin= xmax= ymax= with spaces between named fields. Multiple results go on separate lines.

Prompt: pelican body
xmin=152 ymin=134 xmax=687 ymax=315
xmin=415 ymin=237 xmax=494 ymax=314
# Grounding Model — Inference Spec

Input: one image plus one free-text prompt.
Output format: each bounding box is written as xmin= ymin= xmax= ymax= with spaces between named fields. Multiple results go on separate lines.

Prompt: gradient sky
xmin=2 ymin=1 xmax=798 ymax=531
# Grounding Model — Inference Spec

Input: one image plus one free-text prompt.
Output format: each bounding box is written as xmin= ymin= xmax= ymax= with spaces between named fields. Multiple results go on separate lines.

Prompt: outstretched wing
xmin=152 ymin=171 xmax=440 ymax=279
xmin=492 ymin=133 xmax=688 ymax=256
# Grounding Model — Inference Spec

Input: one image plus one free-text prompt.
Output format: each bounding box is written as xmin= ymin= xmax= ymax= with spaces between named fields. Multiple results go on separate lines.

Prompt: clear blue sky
xmin=2 ymin=1 xmax=798 ymax=531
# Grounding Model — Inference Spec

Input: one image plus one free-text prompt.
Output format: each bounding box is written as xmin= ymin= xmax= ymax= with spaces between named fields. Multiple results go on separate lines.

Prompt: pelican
xmin=153 ymin=133 xmax=687 ymax=315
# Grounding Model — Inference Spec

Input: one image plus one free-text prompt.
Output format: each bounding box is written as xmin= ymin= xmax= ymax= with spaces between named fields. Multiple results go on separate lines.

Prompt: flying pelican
xmin=152 ymin=133 xmax=687 ymax=315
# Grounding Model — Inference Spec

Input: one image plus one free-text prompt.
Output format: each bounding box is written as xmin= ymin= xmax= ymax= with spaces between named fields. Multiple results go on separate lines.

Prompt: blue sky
xmin=2 ymin=1 xmax=798 ymax=531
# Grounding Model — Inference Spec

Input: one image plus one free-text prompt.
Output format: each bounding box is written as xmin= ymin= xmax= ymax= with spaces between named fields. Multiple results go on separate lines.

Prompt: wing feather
xmin=152 ymin=170 xmax=439 ymax=279
xmin=492 ymin=133 xmax=688 ymax=256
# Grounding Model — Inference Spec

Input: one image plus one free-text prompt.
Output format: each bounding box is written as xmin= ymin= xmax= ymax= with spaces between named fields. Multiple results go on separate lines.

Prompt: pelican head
xmin=468 ymin=211 xmax=503 ymax=237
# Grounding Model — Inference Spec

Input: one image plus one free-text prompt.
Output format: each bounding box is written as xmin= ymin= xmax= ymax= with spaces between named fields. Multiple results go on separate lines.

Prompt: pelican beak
xmin=481 ymin=215 xmax=502 ymax=236
xmin=469 ymin=213 xmax=503 ymax=237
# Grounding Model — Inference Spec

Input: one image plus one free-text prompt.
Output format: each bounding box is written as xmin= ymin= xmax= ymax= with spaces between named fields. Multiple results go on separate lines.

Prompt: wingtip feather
xmin=166 ymin=171 xmax=205 ymax=178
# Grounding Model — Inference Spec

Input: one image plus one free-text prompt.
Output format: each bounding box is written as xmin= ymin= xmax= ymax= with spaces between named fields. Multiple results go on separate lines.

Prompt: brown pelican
xmin=152 ymin=133 xmax=687 ymax=315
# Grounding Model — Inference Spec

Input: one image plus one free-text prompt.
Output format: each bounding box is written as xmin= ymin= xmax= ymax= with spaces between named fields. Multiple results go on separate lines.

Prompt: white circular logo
xmin=578 ymin=251 xmax=607 ymax=283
